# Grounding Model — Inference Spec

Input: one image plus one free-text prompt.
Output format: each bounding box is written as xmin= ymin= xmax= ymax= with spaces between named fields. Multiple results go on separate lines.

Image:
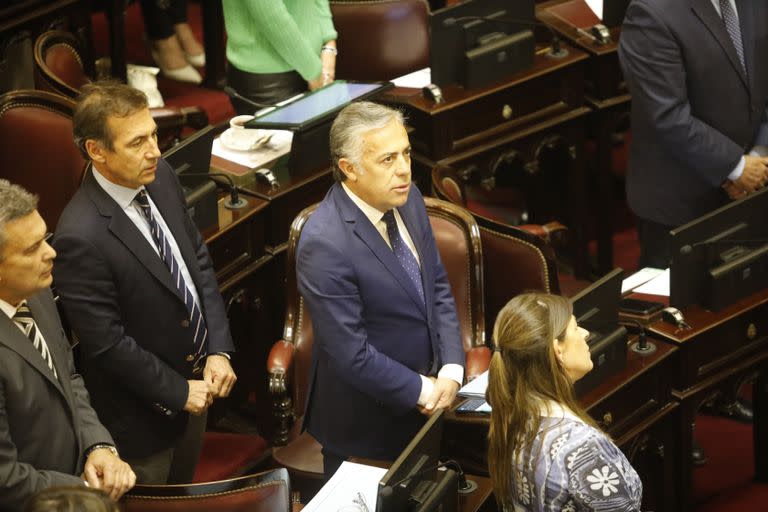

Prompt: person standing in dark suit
xmin=0 ymin=180 xmax=134 ymax=510
xmin=53 ymin=82 xmax=236 ymax=484
xmin=619 ymin=0 xmax=768 ymax=269
xmin=297 ymin=102 xmax=465 ymax=478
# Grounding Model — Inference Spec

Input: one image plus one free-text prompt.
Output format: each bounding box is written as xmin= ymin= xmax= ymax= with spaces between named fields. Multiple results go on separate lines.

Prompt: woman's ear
xmin=553 ymin=338 xmax=564 ymax=363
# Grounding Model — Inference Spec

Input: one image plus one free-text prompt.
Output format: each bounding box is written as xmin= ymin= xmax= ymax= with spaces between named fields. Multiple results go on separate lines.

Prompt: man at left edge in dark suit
xmin=0 ymin=179 xmax=134 ymax=510
xmin=53 ymin=82 xmax=236 ymax=484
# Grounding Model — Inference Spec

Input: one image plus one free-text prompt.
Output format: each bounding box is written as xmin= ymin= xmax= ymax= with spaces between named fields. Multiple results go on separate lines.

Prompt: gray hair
xmin=0 ymin=179 xmax=39 ymax=256
xmin=329 ymin=101 xmax=405 ymax=181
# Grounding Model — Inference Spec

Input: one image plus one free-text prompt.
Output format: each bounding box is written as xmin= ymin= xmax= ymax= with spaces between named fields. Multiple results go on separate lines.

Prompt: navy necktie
xmin=135 ymin=190 xmax=207 ymax=369
xmin=14 ymin=301 xmax=58 ymax=379
xmin=720 ymin=0 xmax=745 ymax=74
xmin=382 ymin=210 xmax=424 ymax=304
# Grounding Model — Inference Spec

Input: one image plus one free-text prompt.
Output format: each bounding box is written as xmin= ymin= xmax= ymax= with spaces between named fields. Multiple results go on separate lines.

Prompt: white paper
xmin=458 ymin=370 xmax=488 ymax=398
xmin=303 ymin=461 xmax=387 ymax=512
xmin=633 ymin=268 xmax=670 ymax=297
xmin=211 ymin=129 xmax=292 ymax=169
xmin=621 ymin=267 xmax=665 ymax=294
xmin=476 ymin=401 xmax=492 ymax=413
xmin=391 ymin=67 xmax=432 ymax=89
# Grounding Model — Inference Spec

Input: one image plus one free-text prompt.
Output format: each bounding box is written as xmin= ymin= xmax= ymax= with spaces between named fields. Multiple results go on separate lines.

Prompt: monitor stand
xmin=288 ymin=119 xmax=333 ymax=177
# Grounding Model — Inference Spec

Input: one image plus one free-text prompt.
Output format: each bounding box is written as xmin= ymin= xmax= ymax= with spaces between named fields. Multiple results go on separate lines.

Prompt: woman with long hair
xmin=486 ymin=293 xmax=642 ymax=511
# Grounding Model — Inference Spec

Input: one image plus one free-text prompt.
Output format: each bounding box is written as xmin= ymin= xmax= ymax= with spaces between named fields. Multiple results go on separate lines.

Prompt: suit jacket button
xmin=186 ymin=354 xmax=194 ymax=362
xmin=181 ymin=319 xmax=190 ymax=328
xmin=165 ymin=410 xmax=173 ymax=416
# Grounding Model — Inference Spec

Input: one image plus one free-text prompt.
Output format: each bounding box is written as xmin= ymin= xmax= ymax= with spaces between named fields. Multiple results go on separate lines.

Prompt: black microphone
xmin=177 ymin=172 xmax=248 ymax=210
xmin=680 ymin=237 xmax=768 ymax=256
xmin=386 ymin=459 xmax=477 ymax=495
xmin=443 ymin=15 xmax=568 ymax=59
xmin=223 ymin=86 xmax=276 ymax=112
xmin=624 ymin=319 xmax=657 ymax=355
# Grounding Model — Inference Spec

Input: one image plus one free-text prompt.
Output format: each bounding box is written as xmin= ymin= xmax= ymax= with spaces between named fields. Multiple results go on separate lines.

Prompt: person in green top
xmin=223 ymin=0 xmax=338 ymax=109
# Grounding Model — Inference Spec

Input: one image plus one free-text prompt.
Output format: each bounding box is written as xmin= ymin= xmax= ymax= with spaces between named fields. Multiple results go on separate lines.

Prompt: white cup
xmin=230 ymin=114 xmax=255 ymax=130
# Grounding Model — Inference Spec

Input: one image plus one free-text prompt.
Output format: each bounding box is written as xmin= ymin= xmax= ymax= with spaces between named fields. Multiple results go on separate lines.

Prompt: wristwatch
xmin=84 ymin=443 xmax=119 ymax=459
xmin=321 ymin=45 xmax=338 ymax=56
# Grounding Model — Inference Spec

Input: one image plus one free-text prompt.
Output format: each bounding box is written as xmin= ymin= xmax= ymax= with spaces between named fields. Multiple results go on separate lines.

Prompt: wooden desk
xmin=384 ymin=42 xmax=592 ymax=276
xmin=443 ymin=339 xmax=679 ymax=512
xmin=645 ymin=287 xmax=768 ymax=511
xmin=538 ymin=0 xmax=630 ymax=274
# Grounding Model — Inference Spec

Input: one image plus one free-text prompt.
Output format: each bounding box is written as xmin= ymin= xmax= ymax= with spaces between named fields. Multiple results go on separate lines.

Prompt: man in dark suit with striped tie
xmin=0 ymin=179 xmax=135 ymax=509
xmin=53 ymin=82 xmax=236 ymax=484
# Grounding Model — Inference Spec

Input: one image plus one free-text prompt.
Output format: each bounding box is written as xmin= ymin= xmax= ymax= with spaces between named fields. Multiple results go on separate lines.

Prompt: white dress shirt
xmin=92 ymin=167 xmax=201 ymax=307
xmin=0 ymin=298 xmax=53 ymax=350
xmin=341 ymin=183 xmax=464 ymax=405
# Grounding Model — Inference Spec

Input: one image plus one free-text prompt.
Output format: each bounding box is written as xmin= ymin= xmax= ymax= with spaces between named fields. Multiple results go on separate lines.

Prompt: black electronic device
xmin=455 ymin=397 xmax=488 ymax=414
xmin=669 ymin=187 xmax=768 ymax=311
xmin=661 ymin=306 xmax=690 ymax=329
xmin=619 ymin=297 xmax=664 ymax=316
xmin=430 ymin=0 xmax=536 ymax=89
xmin=570 ymin=268 xmax=628 ymax=397
xmin=163 ymin=124 xmax=219 ymax=232
xmin=245 ymin=80 xmax=391 ymax=176
xmin=377 ymin=409 xmax=459 ymax=512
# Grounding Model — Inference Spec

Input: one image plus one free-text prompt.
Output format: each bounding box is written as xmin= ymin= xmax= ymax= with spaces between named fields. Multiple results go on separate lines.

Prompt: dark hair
xmin=23 ymin=486 xmax=119 ymax=512
xmin=72 ymin=80 xmax=149 ymax=159
xmin=486 ymin=292 xmax=598 ymax=508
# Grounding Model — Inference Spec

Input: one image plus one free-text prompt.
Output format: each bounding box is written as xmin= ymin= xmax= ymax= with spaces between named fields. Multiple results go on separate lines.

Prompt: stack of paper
xmin=458 ymin=370 xmax=488 ymax=398
xmin=302 ymin=461 xmax=386 ymax=512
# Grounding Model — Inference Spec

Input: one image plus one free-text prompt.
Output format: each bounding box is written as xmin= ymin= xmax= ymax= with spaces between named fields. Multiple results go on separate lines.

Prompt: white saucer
xmin=219 ymin=128 xmax=267 ymax=152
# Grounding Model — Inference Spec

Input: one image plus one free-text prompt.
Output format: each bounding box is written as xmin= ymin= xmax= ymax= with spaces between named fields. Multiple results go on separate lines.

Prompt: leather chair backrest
xmin=34 ymin=30 xmax=89 ymax=99
xmin=284 ymin=197 xmax=484 ymax=432
xmin=330 ymin=0 xmax=430 ymax=81
xmin=0 ymin=90 xmax=85 ymax=228
xmin=477 ymin=216 xmax=560 ymax=335
xmin=121 ymin=468 xmax=290 ymax=512
xmin=432 ymin=164 xmax=467 ymax=206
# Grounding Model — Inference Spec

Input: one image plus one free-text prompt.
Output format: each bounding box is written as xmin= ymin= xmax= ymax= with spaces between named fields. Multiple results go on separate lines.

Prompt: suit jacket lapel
xmin=26 ymin=293 xmax=72 ymax=399
xmin=736 ymin=0 xmax=755 ymax=94
xmin=145 ymin=171 xmax=206 ymax=304
xmin=333 ymin=185 xmax=427 ymax=316
xmin=0 ymin=299 xmax=65 ymax=397
xmin=691 ymin=0 xmax=748 ymax=90
xmin=84 ymin=170 xmax=185 ymax=303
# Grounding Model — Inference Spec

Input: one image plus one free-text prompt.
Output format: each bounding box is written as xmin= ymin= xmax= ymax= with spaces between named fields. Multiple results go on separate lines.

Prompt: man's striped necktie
xmin=13 ymin=301 xmax=58 ymax=379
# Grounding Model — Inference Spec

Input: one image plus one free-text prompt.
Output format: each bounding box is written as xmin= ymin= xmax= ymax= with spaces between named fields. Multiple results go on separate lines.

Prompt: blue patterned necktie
xmin=14 ymin=301 xmax=58 ymax=379
xmin=382 ymin=210 xmax=424 ymax=304
xmin=720 ymin=0 xmax=745 ymax=74
xmin=134 ymin=190 xmax=207 ymax=369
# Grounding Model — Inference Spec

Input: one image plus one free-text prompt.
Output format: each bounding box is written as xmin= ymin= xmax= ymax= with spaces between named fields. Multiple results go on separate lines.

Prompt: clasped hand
xmin=184 ymin=355 xmax=237 ymax=415
xmin=729 ymin=155 xmax=768 ymax=198
xmin=419 ymin=376 xmax=460 ymax=416
xmin=82 ymin=449 xmax=135 ymax=500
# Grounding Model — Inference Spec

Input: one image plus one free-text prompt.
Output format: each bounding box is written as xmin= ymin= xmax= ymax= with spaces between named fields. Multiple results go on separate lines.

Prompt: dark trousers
xmin=322 ymin=447 xmax=347 ymax=481
xmin=226 ymin=63 xmax=306 ymax=112
xmin=140 ymin=0 xmax=187 ymax=40
xmin=123 ymin=411 xmax=207 ymax=484
xmin=636 ymin=216 xmax=674 ymax=269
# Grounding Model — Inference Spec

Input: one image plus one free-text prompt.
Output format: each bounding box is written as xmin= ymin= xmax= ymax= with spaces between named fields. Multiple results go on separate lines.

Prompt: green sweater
xmin=223 ymin=0 xmax=337 ymax=82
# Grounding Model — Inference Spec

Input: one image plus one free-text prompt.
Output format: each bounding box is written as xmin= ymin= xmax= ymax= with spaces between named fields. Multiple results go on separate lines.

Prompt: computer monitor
xmin=244 ymin=81 xmax=391 ymax=176
xmin=669 ymin=187 xmax=768 ymax=311
xmin=376 ymin=409 xmax=458 ymax=512
xmin=430 ymin=0 xmax=536 ymax=89
xmin=570 ymin=268 xmax=627 ymax=396
xmin=164 ymin=125 xmax=219 ymax=232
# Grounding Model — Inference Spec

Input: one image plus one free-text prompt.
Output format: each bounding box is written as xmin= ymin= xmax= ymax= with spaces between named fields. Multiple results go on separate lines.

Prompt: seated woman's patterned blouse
xmin=509 ymin=403 xmax=642 ymax=511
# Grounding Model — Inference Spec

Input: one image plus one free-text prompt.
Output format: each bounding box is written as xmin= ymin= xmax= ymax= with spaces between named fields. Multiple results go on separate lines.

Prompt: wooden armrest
xmin=516 ymin=221 xmax=568 ymax=244
xmin=466 ymin=346 xmax=491 ymax=382
xmin=268 ymin=339 xmax=295 ymax=395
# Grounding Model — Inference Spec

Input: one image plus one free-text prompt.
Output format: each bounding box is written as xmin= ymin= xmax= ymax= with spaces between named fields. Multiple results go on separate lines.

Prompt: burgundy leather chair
xmin=33 ymin=30 xmax=208 ymax=150
xmin=121 ymin=468 xmax=293 ymax=512
xmin=330 ymin=0 xmax=430 ymax=81
xmin=266 ymin=197 xmax=488 ymax=497
xmin=0 ymin=90 xmax=85 ymax=228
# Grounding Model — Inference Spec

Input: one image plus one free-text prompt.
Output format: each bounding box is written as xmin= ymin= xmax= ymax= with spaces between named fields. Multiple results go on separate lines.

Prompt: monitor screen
xmin=669 ymin=187 xmax=768 ymax=310
xmin=377 ymin=409 xmax=452 ymax=512
xmin=245 ymin=81 xmax=390 ymax=131
xmin=571 ymin=267 xmax=624 ymax=333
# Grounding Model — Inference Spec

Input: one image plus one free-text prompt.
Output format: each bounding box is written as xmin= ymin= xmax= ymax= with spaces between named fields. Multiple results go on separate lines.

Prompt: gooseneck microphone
xmin=177 ymin=172 xmax=247 ymax=210
xmin=443 ymin=15 xmax=568 ymax=59
xmin=223 ymin=86 xmax=276 ymax=111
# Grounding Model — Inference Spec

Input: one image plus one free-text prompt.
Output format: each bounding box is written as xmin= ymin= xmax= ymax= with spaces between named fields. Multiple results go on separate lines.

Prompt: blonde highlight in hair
xmin=486 ymin=293 xmax=598 ymax=508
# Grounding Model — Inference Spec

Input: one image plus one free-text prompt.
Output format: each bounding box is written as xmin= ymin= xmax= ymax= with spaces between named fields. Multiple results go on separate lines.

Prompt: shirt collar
xmin=92 ymin=166 xmax=146 ymax=210
xmin=341 ymin=182 xmax=388 ymax=226
xmin=0 ymin=297 xmax=23 ymax=320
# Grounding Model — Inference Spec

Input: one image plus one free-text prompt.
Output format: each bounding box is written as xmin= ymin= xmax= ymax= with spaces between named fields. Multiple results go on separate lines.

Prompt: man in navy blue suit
xmin=53 ymin=82 xmax=236 ymax=484
xmin=297 ymin=102 xmax=465 ymax=477
xmin=619 ymin=0 xmax=768 ymax=269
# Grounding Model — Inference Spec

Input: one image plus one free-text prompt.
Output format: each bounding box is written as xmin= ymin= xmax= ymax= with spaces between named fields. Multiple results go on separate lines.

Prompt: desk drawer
xmin=588 ymin=357 xmax=673 ymax=441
